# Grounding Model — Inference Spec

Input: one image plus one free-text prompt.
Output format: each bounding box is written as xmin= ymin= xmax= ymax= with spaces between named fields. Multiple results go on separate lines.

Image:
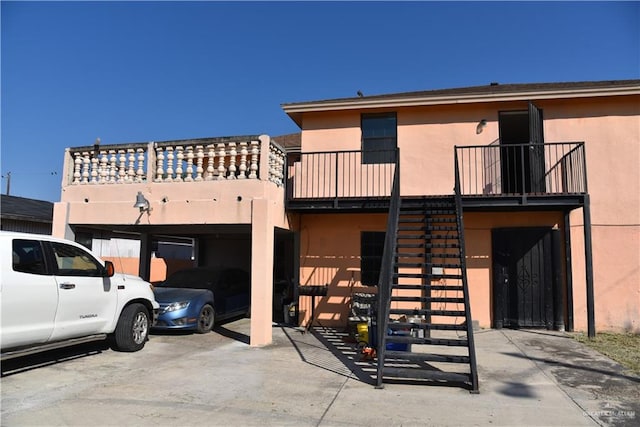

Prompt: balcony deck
xmin=286 ymin=142 xmax=587 ymax=212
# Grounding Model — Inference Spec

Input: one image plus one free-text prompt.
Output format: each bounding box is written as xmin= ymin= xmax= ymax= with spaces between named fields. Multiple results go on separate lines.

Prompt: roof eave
xmin=282 ymin=85 xmax=640 ymax=126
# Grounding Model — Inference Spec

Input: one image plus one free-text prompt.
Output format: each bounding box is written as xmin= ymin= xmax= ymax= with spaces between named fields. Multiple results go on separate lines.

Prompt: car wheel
xmin=114 ymin=303 xmax=149 ymax=352
xmin=196 ymin=304 xmax=215 ymax=333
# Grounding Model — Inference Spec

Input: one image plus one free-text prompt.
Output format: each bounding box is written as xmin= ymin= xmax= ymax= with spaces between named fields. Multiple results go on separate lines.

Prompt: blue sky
xmin=1 ymin=1 xmax=638 ymax=202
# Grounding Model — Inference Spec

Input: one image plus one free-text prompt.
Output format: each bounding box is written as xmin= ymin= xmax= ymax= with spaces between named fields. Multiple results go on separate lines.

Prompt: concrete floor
xmin=1 ymin=319 xmax=638 ymax=426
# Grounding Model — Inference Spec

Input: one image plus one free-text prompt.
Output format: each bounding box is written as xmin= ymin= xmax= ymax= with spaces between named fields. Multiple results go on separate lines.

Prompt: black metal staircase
xmin=375 ymin=196 xmax=478 ymax=392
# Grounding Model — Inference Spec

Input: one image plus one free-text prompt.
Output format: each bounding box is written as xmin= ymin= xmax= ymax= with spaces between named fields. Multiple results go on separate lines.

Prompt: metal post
xmin=520 ymin=145 xmax=527 ymax=205
xmin=551 ymin=228 xmax=565 ymax=331
xmin=5 ymin=171 xmax=10 ymax=195
xmin=583 ymin=195 xmax=595 ymax=338
xmin=564 ymin=212 xmax=574 ymax=331
xmin=334 ymin=153 xmax=339 ymax=208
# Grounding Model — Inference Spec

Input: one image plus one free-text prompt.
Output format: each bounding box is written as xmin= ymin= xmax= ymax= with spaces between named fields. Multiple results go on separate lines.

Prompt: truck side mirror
xmin=104 ymin=260 xmax=115 ymax=278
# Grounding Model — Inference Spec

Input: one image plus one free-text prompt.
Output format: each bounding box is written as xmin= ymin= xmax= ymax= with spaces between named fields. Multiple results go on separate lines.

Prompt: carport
xmin=61 ymin=217 xmax=297 ymax=347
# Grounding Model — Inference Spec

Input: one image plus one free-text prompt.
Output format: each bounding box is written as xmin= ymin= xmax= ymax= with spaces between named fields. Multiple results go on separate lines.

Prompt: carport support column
xmin=250 ymin=198 xmax=274 ymax=346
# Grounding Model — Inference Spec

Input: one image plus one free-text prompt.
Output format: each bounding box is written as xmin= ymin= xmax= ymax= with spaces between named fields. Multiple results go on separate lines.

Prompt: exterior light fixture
xmin=134 ymin=191 xmax=152 ymax=213
xmin=476 ymin=119 xmax=487 ymax=134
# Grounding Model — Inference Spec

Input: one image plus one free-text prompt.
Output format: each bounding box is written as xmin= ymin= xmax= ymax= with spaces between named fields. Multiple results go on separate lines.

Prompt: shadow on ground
xmin=281 ymin=325 xmax=377 ymax=385
xmin=1 ymin=340 xmax=111 ymax=377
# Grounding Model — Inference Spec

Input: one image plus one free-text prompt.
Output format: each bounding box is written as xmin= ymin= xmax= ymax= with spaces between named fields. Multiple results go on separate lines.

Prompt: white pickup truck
xmin=1 ymin=231 xmax=159 ymax=360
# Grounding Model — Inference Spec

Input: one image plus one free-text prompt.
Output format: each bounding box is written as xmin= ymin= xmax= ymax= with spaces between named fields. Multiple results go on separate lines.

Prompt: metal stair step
xmin=395 ymin=252 xmax=461 ymax=259
xmin=396 ymin=242 xmax=461 ymax=249
xmin=391 ymin=284 xmax=464 ymax=292
xmin=396 ymin=234 xmax=460 ymax=240
xmin=388 ymin=322 xmax=468 ymax=331
xmin=390 ymin=296 xmax=466 ymax=304
xmin=398 ymin=217 xmax=457 ymax=224
xmin=382 ymin=367 xmax=471 ymax=383
xmin=384 ymin=351 xmax=470 ymax=363
xmin=398 ymin=225 xmax=458 ymax=232
xmin=385 ymin=335 xmax=469 ymax=347
xmin=399 ymin=208 xmax=456 ymax=215
xmin=395 ymin=262 xmax=461 ymax=269
xmin=389 ymin=308 xmax=466 ymax=317
xmin=394 ymin=272 xmax=463 ymax=280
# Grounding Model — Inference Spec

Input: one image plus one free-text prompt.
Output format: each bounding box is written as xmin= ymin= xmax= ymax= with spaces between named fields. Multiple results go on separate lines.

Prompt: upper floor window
xmin=361 ymin=113 xmax=397 ymax=164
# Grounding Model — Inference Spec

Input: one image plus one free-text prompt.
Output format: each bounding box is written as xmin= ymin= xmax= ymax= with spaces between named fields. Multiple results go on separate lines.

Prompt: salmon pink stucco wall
xmin=297 ymin=213 xmax=386 ymax=327
xmin=296 ymin=210 xmax=568 ymax=330
xmin=544 ymin=97 xmax=640 ymax=333
xmin=102 ymin=257 xmax=195 ymax=283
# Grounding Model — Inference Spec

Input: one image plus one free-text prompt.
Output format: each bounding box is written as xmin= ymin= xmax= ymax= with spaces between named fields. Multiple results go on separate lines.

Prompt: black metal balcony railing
xmin=287 ymin=143 xmax=586 ymax=209
xmin=455 ymin=142 xmax=587 ymax=197
xmin=288 ymin=149 xmax=397 ymax=201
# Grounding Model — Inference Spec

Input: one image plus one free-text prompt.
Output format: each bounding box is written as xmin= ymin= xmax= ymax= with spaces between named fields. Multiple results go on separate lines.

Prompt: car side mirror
xmin=104 ymin=260 xmax=115 ymax=278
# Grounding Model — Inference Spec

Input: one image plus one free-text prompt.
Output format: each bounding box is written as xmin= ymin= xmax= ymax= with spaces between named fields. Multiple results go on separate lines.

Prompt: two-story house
xmin=52 ymin=80 xmax=639 ymax=390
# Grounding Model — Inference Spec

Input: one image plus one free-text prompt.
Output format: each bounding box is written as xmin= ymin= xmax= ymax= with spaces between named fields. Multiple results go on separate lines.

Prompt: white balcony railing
xmin=65 ymin=135 xmax=286 ymax=188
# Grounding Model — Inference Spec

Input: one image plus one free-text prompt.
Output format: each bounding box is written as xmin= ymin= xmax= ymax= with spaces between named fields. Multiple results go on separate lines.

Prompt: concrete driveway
xmin=2 ymin=319 xmax=638 ymax=426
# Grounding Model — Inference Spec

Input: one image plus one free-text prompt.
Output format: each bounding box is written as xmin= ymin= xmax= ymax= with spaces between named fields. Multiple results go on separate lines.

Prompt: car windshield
xmin=158 ymin=268 xmax=219 ymax=289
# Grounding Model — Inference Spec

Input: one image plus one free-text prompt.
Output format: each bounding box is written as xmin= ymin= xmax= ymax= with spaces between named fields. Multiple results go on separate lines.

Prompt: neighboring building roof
xmin=282 ymin=79 xmax=640 ymax=127
xmin=272 ymin=133 xmax=301 ymax=151
xmin=1 ymin=194 xmax=54 ymax=224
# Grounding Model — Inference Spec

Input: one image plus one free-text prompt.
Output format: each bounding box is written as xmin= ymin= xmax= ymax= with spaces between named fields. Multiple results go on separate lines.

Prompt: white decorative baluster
xmin=185 ymin=146 xmax=194 ymax=182
xmin=166 ymin=147 xmax=174 ymax=182
xmin=277 ymin=151 xmax=285 ymax=186
xmin=268 ymin=146 xmax=278 ymax=183
xmin=206 ymin=145 xmax=215 ymax=180
xmin=217 ymin=143 xmax=226 ymax=180
xmin=82 ymin=152 xmax=90 ymax=184
xmin=227 ymin=142 xmax=237 ymax=179
xmin=155 ymin=146 xmax=165 ymax=182
xmin=136 ymin=148 xmax=145 ymax=182
xmin=248 ymin=140 xmax=259 ymax=179
xmin=195 ymin=145 xmax=204 ymax=182
xmin=90 ymin=154 xmax=98 ymax=184
xmin=238 ymin=142 xmax=247 ymax=179
xmin=109 ymin=150 xmax=117 ymax=183
xmin=73 ymin=152 xmax=82 ymax=184
xmin=127 ymin=149 xmax=136 ymax=183
xmin=118 ymin=150 xmax=127 ymax=183
xmin=175 ymin=146 xmax=184 ymax=182
xmin=99 ymin=150 xmax=108 ymax=183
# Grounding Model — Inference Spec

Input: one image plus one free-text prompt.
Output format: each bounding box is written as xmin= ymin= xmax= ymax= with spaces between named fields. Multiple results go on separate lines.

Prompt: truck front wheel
xmin=113 ymin=303 xmax=150 ymax=352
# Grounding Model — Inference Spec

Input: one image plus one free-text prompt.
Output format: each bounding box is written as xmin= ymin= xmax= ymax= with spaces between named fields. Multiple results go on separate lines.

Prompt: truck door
xmin=48 ymin=241 xmax=118 ymax=341
xmin=1 ymin=238 xmax=58 ymax=349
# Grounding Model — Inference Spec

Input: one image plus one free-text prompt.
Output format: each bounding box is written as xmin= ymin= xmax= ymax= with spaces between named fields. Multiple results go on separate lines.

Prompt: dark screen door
xmin=493 ymin=227 xmax=554 ymax=328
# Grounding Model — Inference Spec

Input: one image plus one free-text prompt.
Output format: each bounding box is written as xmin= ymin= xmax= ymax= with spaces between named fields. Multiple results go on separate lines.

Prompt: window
xmin=12 ymin=239 xmax=47 ymax=275
xmin=361 ymin=113 xmax=397 ymax=164
xmin=51 ymin=242 xmax=103 ymax=277
xmin=361 ymin=231 xmax=386 ymax=286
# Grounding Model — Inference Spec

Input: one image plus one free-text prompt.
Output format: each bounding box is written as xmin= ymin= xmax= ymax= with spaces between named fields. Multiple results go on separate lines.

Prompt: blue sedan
xmin=152 ymin=267 xmax=251 ymax=333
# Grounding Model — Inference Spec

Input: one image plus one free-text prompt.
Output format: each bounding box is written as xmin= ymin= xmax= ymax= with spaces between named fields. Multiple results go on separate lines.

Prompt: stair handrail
xmin=376 ymin=148 xmax=400 ymax=388
xmin=454 ymin=149 xmax=480 ymax=393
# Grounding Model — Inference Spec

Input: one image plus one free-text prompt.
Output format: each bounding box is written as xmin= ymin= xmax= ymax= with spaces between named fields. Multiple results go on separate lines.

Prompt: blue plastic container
xmin=386 ymin=329 xmax=410 ymax=351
